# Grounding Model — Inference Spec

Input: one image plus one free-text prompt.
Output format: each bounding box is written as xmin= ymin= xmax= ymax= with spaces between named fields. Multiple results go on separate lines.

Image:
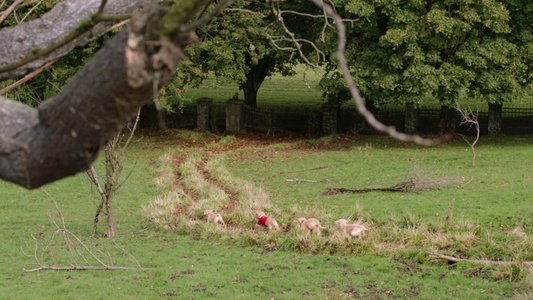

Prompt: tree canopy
xmin=321 ymin=0 xmax=532 ymax=107
xmin=175 ymin=0 xmax=329 ymax=107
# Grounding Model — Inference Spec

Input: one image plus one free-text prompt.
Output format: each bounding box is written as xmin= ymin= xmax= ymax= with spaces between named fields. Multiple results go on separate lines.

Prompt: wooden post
xmin=196 ymin=98 xmax=213 ymax=131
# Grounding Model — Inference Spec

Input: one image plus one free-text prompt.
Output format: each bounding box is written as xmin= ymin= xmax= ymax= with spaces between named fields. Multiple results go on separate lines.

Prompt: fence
xmin=243 ymin=105 xmax=274 ymax=135
xmin=141 ymin=100 xmax=533 ymax=135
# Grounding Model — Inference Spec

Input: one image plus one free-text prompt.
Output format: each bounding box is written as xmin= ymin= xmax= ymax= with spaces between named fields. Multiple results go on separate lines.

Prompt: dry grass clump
xmin=204 ymin=154 xmax=274 ymax=227
xmin=141 ymin=191 xmax=187 ymax=230
xmin=180 ymin=155 xmax=226 ymax=201
xmin=153 ymin=152 xmax=178 ymax=188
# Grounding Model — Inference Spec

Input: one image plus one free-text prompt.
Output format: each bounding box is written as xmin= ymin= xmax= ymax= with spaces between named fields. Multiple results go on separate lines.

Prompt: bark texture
xmin=487 ymin=102 xmax=502 ymax=136
xmin=0 ymin=2 xmax=198 ymax=188
xmin=404 ymin=102 xmax=418 ymax=134
xmin=0 ymin=0 xmax=149 ymax=80
xmin=438 ymin=105 xmax=457 ymax=133
xmin=241 ymin=55 xmax=275 ymax=107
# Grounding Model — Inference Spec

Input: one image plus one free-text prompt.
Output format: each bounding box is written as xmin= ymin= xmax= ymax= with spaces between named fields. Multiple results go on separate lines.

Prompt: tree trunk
xmin=488 ymin=102 xmax=502 ymax=136
xmin=439 ymin=105 xmax=457 ymax=133
xmin=103 ymin=140 xmax=120 ymax=237
xmin=106 ymin=195 xmax=116 ymax=237
xmin=241 ymin=56 xmax=275 ymax=107
xmin=404 ymin=102 xmax=418 ymax=134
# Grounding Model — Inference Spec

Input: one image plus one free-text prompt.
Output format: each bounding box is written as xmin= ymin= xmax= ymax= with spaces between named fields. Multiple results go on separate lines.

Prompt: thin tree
xmin=455 ymin=104 xmax=480 ymax=167
xmin=86 ymin=110 xmax=140 ymax=237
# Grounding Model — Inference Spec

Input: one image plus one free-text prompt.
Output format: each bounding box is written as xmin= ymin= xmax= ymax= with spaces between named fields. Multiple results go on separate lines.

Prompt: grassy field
xmin=1 ymin=130 xmax=532 ymax=299
xmin=180 ymin=66 xmax=533 ymax=113
xmin=182 ymin=65 xmax=324 ymax=111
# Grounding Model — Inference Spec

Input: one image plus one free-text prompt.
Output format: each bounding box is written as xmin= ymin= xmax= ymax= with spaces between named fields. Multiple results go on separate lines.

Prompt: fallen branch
xmin=23 ymin=265 xmax=150 ymax=272
xmin=23 ymin=199 xmax=148 ymax=273
xmin=285 ymin=178 xmax=324 ymax=184
xmin=428 ymin=252 xmax=533 ymax=267
xmin=325 ymin=171 xmax=465 ymax=195
xmin=279 ymin=166 xmax=330 ymax=174
xmin=325 ymin=186 xmax=399 ymax=195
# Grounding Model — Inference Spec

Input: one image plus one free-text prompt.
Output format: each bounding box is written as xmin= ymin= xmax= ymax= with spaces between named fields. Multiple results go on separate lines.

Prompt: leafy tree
xmin=322 ymin=0 xmax=531 ymax=134
xmin=456 ymin=0 xmax=532 ymax=135
xmin=178 ymin=0 xmax=324 ymax=107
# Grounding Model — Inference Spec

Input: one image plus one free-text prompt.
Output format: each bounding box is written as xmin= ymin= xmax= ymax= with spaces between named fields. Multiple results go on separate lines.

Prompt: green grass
xmin=182 ymin=65 xmax=324 ymax=114
xmin=181 ymin=66 xmax=532 ymax=112
xmin=1 ymin=131 xmax=532 ymax=298
xmin=230 ymin=136 xmax=533 ymax=228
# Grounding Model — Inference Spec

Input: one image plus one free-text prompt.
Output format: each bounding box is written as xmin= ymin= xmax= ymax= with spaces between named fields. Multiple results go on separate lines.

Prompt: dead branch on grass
xmin=23 ymin=199 xmax=149 ymax=273
xmin=325 ymin=171 xmax=465 ymax=195
xmin=428 ymin=252 xmax=533 ymax=268
xmin=24 ymin=265 xmax=148 ymax=272
xmin=286 ymin=178 xmax=331 ymax=184
xmin=279 ymin=165 xmax=330 ymax=174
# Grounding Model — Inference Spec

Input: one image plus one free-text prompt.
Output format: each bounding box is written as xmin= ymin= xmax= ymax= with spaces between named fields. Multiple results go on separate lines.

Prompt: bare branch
xmin=98 ymin=0 xmax=108 ymax=15
xmin=19 ymin=0 xmax=43 ymax=24
xmin=0 ymin=0 xmax=24 ymax=26
xmin=455 ymin=104 xmax=480 ymax=167
xmin=266 ymin=34 xmax=297 ymax=52
xmin=0 ymin=59 xmax=56 ymax=95
xmin=24 ymin=199 xmax=150 ymax=272
xmin=122 ymin=108 xmax=141 ymax=150
xmin=87 ymin=167 xmax=106 ymax=198
xmin=23 ymin=265 xmax=150 ymax=272
xmin=183 ymin=0 xmax=234 ymax=32
xmin=270 ymin=1 xmax=321 ymax=67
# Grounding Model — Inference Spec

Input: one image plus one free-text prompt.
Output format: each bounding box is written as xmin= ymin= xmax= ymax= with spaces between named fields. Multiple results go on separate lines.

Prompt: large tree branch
xmin=0 ymin=0 xmax=149 ymax=80
xmin=0 ymin=1 xmax=205 ymax=188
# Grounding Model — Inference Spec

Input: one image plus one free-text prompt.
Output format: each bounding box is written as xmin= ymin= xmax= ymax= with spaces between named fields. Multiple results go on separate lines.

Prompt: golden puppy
xmin=255 ymin=210 xmax=280 ymax=230
xmin=297 ymin=217 xmax=325 ymax=236
xmin=335 ymin=219 xmax=368 ymax=238
xmin=204 ymin=209 xmax=226 ymax=226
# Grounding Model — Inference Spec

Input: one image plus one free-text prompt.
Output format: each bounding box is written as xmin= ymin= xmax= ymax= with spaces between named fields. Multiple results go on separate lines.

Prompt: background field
xmin=180 ymin=66 xmax=533 ymax=113
xmin=1 ymin=131 xmax=532 ymax=299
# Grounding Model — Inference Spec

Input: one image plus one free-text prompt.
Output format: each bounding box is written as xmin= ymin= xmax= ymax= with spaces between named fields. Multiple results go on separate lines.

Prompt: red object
xmin=257 ymin=215 xmax=268 ymax=227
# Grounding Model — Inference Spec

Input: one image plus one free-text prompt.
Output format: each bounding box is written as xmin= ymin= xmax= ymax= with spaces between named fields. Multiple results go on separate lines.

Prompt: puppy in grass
xmin=297 ymin=217 xmax=326 ymax=237
xmin=204 ymin=209 xmax=226 ymax=226
xmin=255 ymin=210 xmax=280 ymax=230
xmin=335 ymin=219 xmax=368 ymax=238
